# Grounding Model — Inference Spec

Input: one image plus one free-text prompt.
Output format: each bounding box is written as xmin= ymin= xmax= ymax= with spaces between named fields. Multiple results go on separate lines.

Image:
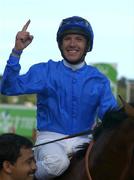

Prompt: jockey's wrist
xmin=11 ymin=48 xmax=23 ymax=58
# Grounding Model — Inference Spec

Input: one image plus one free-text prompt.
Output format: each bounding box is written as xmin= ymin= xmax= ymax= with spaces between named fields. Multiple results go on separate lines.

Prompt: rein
xmin=33 ymin=129 xmax=93 ymax=148
xmin=85 ymin=141 xmax=94 ymax=180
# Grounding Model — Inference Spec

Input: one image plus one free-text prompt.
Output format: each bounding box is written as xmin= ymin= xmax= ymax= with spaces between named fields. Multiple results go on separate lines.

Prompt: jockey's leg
xmin=34 ymin=142 xmax=70 ymax=180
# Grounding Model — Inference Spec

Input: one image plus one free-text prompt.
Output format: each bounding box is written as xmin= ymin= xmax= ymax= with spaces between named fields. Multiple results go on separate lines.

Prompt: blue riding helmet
xmin=57 ymin=16 xmax=94 ymax=52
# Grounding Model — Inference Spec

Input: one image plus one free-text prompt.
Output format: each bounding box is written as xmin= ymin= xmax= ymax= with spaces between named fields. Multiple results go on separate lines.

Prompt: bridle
xmin=85 ymin=141 xmax=94 ymax=180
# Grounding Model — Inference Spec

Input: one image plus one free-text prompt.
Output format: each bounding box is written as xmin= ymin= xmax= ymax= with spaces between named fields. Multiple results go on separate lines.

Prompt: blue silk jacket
xmin=1 ymin=54 xmax=118 ymax=134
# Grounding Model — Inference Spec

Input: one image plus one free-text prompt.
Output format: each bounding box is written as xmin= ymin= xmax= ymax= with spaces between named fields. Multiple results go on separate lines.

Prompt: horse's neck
xmin=89 ymin=129 xmax=133 ymax=180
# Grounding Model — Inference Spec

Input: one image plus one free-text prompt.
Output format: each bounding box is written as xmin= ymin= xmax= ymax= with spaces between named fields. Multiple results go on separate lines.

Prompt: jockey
xmin=0 ymin=16 xmax=118 ymax=180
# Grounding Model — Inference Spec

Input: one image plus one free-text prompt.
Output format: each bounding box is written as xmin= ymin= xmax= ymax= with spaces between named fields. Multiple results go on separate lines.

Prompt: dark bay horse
xmin=54 ymin=99 xmax=134 ymax=180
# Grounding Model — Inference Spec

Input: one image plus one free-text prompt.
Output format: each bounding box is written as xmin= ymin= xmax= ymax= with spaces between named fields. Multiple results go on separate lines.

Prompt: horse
xmin=54 ymin=98 xmax=134 ymax=180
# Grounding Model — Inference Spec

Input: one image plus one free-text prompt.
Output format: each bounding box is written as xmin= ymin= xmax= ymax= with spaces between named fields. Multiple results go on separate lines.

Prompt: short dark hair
xmin=0 ymin=133 xmax=33 ymax=170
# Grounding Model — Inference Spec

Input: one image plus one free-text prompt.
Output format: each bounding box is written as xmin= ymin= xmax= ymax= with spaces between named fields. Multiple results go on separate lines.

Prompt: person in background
xmin=1 ymin=16 xmax=118 ymax=179
xmin=0 ymin=133 xmax=36 ymax=180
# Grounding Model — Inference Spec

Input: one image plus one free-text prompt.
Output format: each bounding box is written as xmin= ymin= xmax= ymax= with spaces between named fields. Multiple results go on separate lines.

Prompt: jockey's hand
xmin=14 ymin=20 xmax=34 ymax=51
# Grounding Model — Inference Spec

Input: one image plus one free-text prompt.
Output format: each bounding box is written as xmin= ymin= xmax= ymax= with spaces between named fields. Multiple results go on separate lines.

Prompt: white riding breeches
xmin=34 ymin=131 xmax=91 ymax=180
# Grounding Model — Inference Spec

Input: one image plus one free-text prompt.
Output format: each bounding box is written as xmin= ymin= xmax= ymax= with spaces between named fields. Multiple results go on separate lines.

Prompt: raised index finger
xmin=21 ymin=20 xmax=31 ymax=31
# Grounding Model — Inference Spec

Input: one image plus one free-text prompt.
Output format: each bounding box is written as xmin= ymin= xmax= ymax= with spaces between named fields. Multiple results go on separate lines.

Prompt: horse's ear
xmin=118 ymin=95 xmax=134 ymax=118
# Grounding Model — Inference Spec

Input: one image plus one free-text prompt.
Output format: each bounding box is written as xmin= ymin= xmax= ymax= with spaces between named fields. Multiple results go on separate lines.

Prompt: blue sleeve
xmin=1 ymin=54 xmax=46 ymax=95
xmin=98 ymin=79 xmax=118 ymax=119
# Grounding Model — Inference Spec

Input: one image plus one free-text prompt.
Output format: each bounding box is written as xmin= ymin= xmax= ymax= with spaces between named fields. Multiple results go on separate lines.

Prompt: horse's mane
xmin=74 ymin=108 xmax=127 ymax=156
xmin=73 ymin=108 xmax=128 ymax=158
xmin=93 ymin=103 xmax=134 ymax=140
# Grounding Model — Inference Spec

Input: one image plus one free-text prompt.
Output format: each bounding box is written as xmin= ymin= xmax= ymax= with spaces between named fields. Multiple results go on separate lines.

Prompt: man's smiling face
xmin=61 ymin=34 xmax=87 ymax=64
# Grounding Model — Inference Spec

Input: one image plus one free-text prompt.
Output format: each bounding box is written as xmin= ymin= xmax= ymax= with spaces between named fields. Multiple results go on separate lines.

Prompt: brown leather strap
xmin=85 ymin=141 xmax=94 ymax=180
